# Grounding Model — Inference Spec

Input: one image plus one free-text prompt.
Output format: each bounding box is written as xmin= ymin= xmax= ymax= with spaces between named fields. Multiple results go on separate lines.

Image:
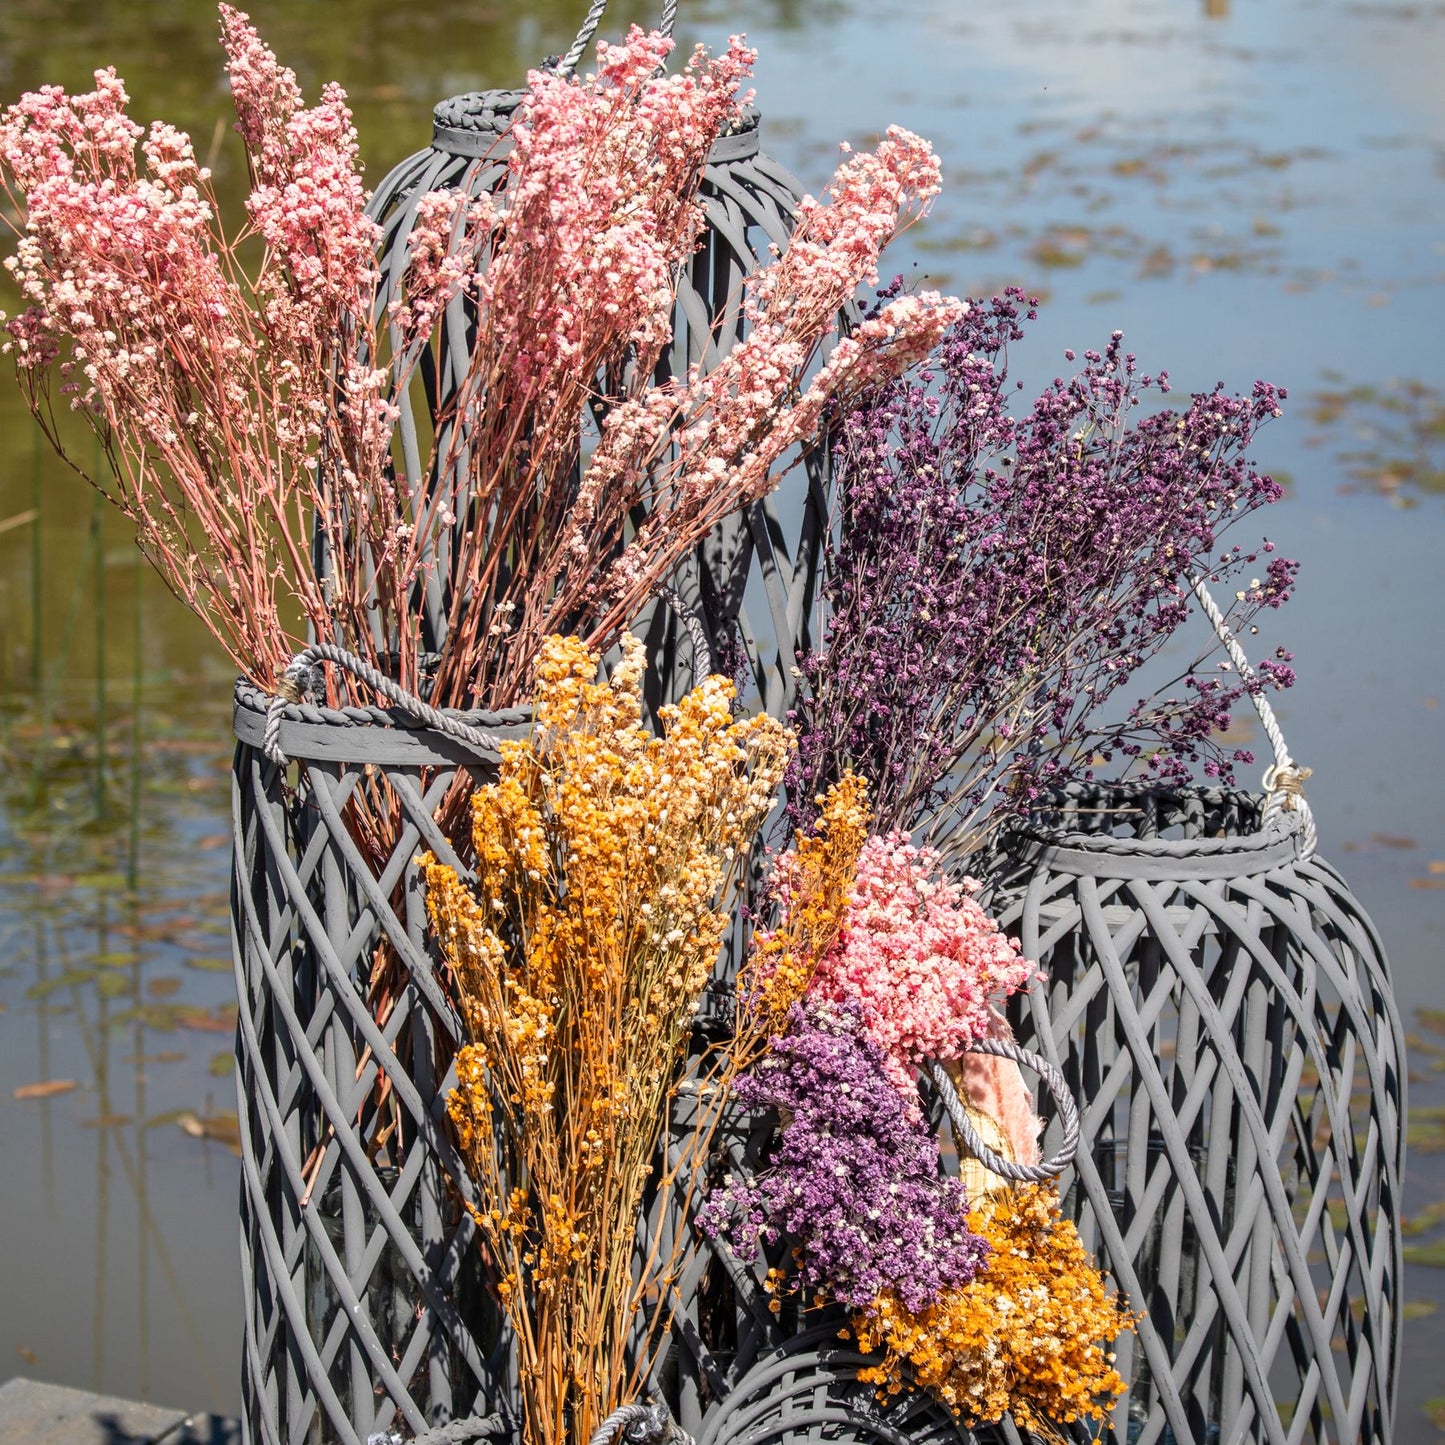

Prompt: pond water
xmin=2 ymin=0 xmax=1443 ymax=1433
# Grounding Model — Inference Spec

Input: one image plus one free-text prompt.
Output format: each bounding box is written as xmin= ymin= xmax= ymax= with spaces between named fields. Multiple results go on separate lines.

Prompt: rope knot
xmin=589 ymin=1401 xmax=693 ymax=1445
xmin=264 ymin=650 xmax=323 ymax=766
xmin=1262 ymin=762 xmax=1312 ymax=812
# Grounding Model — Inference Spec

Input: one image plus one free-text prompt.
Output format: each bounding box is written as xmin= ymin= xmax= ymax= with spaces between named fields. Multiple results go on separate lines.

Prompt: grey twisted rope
xmin=588 ymin=1402 xmax=694 ymax=1445
xmin=556 ymin=0 xmax=611 ymax=76
xmin=657 ymin=585 xmax=713 ymax=679
xmin=1189 ymin=574 xmax=1317 ymax=859
xmin=928 ymin=1036 xmax=1080 ymax=1183
xmin=556 ymin=0 xmax=678 ymax=78
xmin=263 ymin=644 xmax=505 ymax=767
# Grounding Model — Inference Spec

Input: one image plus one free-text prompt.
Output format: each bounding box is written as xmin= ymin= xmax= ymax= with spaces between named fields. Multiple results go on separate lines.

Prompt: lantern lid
xmin=430 ymin=88 xmax=761 ymax=162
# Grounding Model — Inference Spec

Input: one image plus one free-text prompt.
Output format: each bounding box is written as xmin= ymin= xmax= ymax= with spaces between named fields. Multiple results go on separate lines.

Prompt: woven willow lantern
xmin=234 ymin=25 xmax=843 ymax=1443
xmin=365 ymin=63 xmax=833 ymax=723
xmin=980 ymin=594 xmax=1406 ymax=1445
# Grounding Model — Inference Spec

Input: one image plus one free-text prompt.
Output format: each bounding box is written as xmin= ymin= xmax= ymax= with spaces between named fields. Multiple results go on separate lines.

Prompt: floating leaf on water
xmin=80 ymin=1114 xmax=133 ymax=1129
xmin=1403 ymin=1299 xmax=1439 ymax=1321
xmin=1409 ymin=878 xmax=1445 ymax=891
xmin=208 ymin=1051 xmax=233 ymax=1078
xmin=196 ymin=834 xmax=229 ymax=851
xmin=25 ymin=966 xmax=99 ymax=999
xmin=15 ymin=1345 xmax=38 ymax=1366
xmin=1404 ymin=1199 xmax=1445 ymax=1237
xmin=13 ymin=1079 xmax=78 ymax=1100
xmin=176 ymin=1004 xmax=237 ymax=1034
xmin=185 ymin=955 xmax=232 ymax=973
xmin=176 ymin=1109 xmax=241 ymax=1155
xmin=1372 ymin=833 xmax=1418 ymax=849
xmin=146 ymin=977 xmax=182 ymax=998
xmin=72 ymin=871 xmax=128 ymax=892
xmin=1409 ymin=1121 xmax=1445 ymax=1153
xmin=1419 ymin=1008 xmax=1445 ymax=1038
xmin=1405 ymin=1240 xmax=1445 ymax=1268
xmin=91 ymin=950 xmax=140 ymax=967
xmin=1427 ymin=1396 xmax=1445 ymax=1430
xmin=96 ymin=972 xmax=130 ymax=999
xmin=146 ymin=1108 xmax=190 ymax=1128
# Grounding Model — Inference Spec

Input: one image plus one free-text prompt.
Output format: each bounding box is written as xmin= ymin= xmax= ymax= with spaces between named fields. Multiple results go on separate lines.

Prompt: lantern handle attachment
xmin=928 ymin=1039 xmax=1080 ymax=1184
xmin=1188 ymin=573 xmax=1316 ymax=860
xmin=557 ymin=0 xmax=678 ymax=79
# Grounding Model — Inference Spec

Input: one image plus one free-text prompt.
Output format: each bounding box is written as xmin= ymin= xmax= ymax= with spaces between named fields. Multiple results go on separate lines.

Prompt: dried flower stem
xmin=422 ymin=635 xmax=791 ymax=1445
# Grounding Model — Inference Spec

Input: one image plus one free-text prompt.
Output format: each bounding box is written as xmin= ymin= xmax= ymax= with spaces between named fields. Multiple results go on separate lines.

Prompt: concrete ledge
xmin=0 ymin=1378 xmax=240 ymax=1445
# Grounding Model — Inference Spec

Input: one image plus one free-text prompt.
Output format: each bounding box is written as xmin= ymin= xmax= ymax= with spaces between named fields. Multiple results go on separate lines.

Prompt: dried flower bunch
xmin=420 ymin=635 xmax=790 ymax=1445
xmin=850 ymin=1185 xmax=1135 ymax=1435
xmin=706 ymin=781 xmax=1132 ymax=1433
xmin=787 ymin=287 xmax=1297 ymax=853
xmin=0 ymin=12 xmax=959 ymax=709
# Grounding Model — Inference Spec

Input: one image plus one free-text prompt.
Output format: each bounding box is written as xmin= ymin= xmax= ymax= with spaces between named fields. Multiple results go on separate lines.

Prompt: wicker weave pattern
xmin=233 ymin=688 xmax=536 ymax=1445
xmin=983 ymin=784 xmax=1405 ymax=1445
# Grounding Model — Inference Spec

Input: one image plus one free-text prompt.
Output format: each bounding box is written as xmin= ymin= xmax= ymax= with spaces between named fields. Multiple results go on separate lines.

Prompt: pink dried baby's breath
xmin=809 ymin=833 xmax=1035 ymax=1098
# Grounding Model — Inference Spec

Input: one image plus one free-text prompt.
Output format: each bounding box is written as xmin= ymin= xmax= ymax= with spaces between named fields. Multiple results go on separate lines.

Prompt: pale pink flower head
xmin=218 ymin=4 xmax=303 ymax=181
xmin=809 ymin=832 xmax=1035 ymax=1098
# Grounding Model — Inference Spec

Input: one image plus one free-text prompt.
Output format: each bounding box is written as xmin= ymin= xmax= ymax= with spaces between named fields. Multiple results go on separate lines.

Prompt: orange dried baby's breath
xmin=850 ymin=1184 xmax=1134 ymax=1433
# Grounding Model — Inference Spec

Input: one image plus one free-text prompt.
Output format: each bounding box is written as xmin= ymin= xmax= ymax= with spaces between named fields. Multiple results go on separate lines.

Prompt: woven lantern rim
xmin=232 ymin=677 xmax=533 ymax=768
xmin=430 ymin=87 xmax=762 ymax=160
xmin=1003 ymin=779 xmax=1307 ymax=879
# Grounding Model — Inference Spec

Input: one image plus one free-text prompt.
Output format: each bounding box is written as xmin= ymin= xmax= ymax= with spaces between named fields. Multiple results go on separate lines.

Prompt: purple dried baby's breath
xmin=786 ymin=288 xmax=1296 ymax=846
xmin=698 ymin=1006 xmax=989 ymax=1313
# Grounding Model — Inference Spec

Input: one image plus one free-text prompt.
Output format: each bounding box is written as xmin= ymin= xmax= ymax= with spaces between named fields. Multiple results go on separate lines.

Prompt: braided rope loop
xmin=589 ymin=1402 xmax=695 ymax=1445
xmin=370 ymin=1415 xmax=510 ymax=1444
xmin=263 ymin=643 xmax=507 ymax=766
xmin=929 ymin=1038 xmax=1080 ymax=1183
xmin=556 ymin=0 xmax=677 ymax=78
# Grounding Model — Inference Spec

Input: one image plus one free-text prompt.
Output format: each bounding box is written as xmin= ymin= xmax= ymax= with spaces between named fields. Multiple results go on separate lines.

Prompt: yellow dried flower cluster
xmin=740 ymin=772 xmax=870 ymax=1037
xmin=850 ymin=1184 xmax=1133 ymax=1435
xmin=421 ymin=634 xmax=791 ymax=1445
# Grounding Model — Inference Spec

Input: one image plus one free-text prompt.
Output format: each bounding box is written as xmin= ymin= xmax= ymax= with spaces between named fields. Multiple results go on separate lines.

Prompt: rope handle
xmin=369 ymin=1416 xmax=508 ymax=1444
xmin=588 ymin=1402 xmax=695 ymax=1445
xmin=656 ymin=584 xmax=714 ymax=680
xmin=264 ymin=586 xmax=715 ymax=767
xmin=928 ymin=1037 xmax=1080 ymax=1184
xmin=555 ymin=0 xmax=678 ymax=77
xmin=263 ymin=642 xmax=506 ymax=767
xmin=366 ymin=1400 xmax=691 ymax=1445
xmin=1188 ymin=573 xmax=1316 ymax=860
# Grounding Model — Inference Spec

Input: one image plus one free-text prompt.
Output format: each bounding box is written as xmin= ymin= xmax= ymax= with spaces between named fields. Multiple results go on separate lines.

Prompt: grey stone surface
xmin=0 ymin=1378 xmax=239 ymax=1445
xmin=156 ymin=1413 xmax=243 ymax=1445
xmin=0 ymin=1377 xmax=185 ymax=1445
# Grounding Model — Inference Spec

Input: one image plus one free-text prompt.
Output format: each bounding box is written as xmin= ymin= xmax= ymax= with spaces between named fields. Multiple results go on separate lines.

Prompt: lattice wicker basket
xmin=231 ymin=682 xmax=536 ymax=1445
xmin=233 ymin=56 xmax=848 ymax=1440
xmin=981 ymin=782 xmax=1406 ymax=1445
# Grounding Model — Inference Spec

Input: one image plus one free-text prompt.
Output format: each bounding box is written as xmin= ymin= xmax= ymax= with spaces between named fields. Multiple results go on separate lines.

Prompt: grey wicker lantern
xmin=364 ymin=59 xmax=834 ymax=723
xmin=234 ymin=23 xmax=845 ymax=1443
xmin=978 ymin=592 xmax=1406 ymax=1445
